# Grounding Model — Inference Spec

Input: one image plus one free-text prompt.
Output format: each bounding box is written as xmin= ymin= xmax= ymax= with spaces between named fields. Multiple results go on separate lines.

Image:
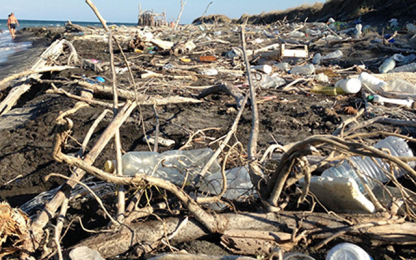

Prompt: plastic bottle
xmin=384 ymin=78 xmax=416 ymax=94
xmin=260 ymin=74 xmax=286 ymax=89
xmin=407 ymin=23 xmax=416 ymax=33
xmin=321 ymin=136 xmax=414 ymax=194
xmin=251 ymin=65 xmax=272 ymax=74
xmin=372 ymin=94 xmax=414 ymax=108
xmin=392 ymin=62 xmax=416 ymax=73
xmin=321 ymin=50 xmax=343 ymax=60
xmin=312 ymin=53 xmax=322 ymax=65
xmin=199 ymin=166 xmax=253 ymax=200
xmin=326 ymin=243 xmax=372 ymax=260
xmin=334 ymin=78 xmax=362 ymax=94
xmin=355 ymin=24 xmax=362 ymax=39
xmin=311 ymin=78 xmax=362 ymax=96
xmin=273 ymin=62 xmax=290 ymax=72
xmin=289 ymin=31 xmax=305 ymax=37
xmin=379 ymin=57 xmax=396 ymax=73
xmin=104 ymin=148 xmax=221 ymax=186
xmin=289 ymin=64 xmax=315 ymax=75
xmin=199 ymin=68 xmax=218 ymax=76
xmin=358 ymin=72 xmax=387 ymax=92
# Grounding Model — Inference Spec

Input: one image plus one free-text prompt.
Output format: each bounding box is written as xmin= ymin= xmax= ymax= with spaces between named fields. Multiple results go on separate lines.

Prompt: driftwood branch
xmin=174 ymin=0 xmax=187 ymax=30
xmin=74 ymin=211 xmax=416 ymax=258
xmin=24 ymin=101 xmax=137 ymax=256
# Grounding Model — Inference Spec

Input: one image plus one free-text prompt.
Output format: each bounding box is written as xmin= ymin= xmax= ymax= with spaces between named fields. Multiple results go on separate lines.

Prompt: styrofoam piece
xmin=301 ymin=176 xmax=375 ymax=213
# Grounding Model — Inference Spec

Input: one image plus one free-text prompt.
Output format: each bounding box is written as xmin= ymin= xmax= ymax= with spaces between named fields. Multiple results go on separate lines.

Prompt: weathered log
xmin=77 ymin=81 xmax=202 ymax=104
xmin=74 ymin=212 xmax=416 ymax=258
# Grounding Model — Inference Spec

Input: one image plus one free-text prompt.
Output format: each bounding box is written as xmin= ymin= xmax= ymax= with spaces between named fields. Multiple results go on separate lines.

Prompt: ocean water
xmin=0 ymin=19 xmax=136 ymax=64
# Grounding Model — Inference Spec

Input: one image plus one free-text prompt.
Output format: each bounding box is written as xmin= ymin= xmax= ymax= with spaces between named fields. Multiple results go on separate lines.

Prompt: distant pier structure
xmin=138 ymin=10 xmax=167 ymax=27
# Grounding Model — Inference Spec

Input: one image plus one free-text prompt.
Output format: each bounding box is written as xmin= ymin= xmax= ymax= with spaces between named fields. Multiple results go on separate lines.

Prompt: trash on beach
xmin=280 ymin=44 xmax=308 ymax=58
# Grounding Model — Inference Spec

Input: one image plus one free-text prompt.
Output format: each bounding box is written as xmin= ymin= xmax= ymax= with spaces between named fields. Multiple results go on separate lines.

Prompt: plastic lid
xmin=326 ymin=243 xmax=372 ymax=260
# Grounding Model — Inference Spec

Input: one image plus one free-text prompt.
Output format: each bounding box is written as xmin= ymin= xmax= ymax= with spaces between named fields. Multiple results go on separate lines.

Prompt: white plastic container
xmin=321 ymin=136 xmax=414 ymax=194
xmin=358 ymin=72 xmax=387 ymax=92
xmin=335 ymin=78 xmax=362 ymax=94
xmin=322 ymin=50 xmax=343 ymax=60
xmin=290 ymin=64 xmax=315 ymax=75
xmin=379 ymin=58 xmax=396 ymax=73
xmin=326 ymin=243 xmax=372 ymax=260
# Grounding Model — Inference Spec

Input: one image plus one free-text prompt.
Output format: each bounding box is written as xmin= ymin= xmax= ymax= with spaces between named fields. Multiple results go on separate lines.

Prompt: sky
xmin=1 ymin=0 xmax=326 ymax=25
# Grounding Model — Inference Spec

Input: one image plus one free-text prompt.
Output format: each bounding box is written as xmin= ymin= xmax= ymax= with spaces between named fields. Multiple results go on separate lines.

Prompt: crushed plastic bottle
xmin=273 ymin=62 xmax=290 ymax=72
xmin=392 ymin=62 xmax=416 ymax=73
xmin=260 ymin=74 xmax=286 ymax=89
xmin=321 ymin=50 xmax=343 ymax=60
xmin=321 ymin=136 xmax=414 ymax=194
xmin=289 ymin=31 xmax=305 ymax=37
xmin=289 ymin=64 xmax=315 ymax=75
xmin=384 ymin=78 xmax=416 ymax=94
xmin=105 ymin=148 xmax=221 ymax=186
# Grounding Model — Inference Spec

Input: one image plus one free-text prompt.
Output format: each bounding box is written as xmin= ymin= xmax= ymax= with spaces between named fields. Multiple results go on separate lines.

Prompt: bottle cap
xmin=104 ymin=160 xmax=115 ymax=173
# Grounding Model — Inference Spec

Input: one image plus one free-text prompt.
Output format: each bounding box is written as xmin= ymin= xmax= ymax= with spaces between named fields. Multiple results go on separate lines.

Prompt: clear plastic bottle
xmin=321 ymin=50 xmax=343 ymax=60
xmin=289 ymin=31 xmax=305 ymax=37
xmin=312 ymin=53 xmax=322 ymax=65
xmin=289 ymin=64 xmax=315 ymax=75
xmin=105 ymin=148 xmax=221 ymax=186
xmin=321 ymin=136 xmax=414 ymax=194
xmin=199 ymin=166 xmax=253 ymax=199
xmin=260 ymin=74 xmax=286 ymax=89
xmin=384 ymin=78 xmax=416 ymax=94
xmin=273 ymin=62 xmax=290 ymax=72
xmin=358 ymin=72 xmax=387 ymax=92
xmin=392 ymin=62 xmax=416 ymax=73
xmin=379 ymin=57 xmax=396 ymax=73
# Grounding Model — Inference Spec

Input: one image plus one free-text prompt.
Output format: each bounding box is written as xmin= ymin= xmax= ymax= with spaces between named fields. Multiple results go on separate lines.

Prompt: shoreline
xmin=0 ymin=28 xmax=58 ymax=81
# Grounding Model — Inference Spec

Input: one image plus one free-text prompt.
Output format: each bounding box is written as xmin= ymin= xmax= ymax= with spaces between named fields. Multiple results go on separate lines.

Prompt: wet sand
xmin=0 ymin=28 xmax=55 ymax=80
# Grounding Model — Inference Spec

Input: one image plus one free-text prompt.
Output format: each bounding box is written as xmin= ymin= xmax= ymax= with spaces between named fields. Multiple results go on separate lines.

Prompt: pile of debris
xmin=1 ymin=3 xmax=416 ymax=260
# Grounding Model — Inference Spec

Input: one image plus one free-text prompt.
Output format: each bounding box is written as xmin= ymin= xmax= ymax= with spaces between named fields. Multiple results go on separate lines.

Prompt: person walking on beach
xmin=7 ymin=15 xmax=11 ymax=32
xmin=7 ymin=13 xmax=19 ymax=39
